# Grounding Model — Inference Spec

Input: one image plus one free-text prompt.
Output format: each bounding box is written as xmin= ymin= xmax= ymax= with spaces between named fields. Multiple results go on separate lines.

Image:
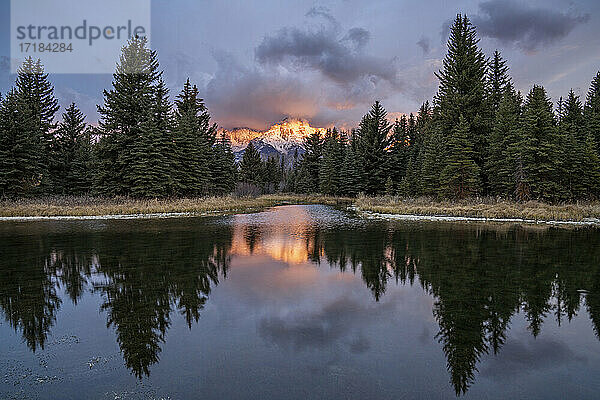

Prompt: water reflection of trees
xmin=93 ymin=226 xmax=232 ymax=377
xmin=308 ymin=223 xmax=600 ymax=395
xmin=0 ymin=236 xmax=62 ymax=352
xmin=0 ymin=222 xmax=232 ymax=378
xmin=2 ymin=218 xmax=600 ymax=394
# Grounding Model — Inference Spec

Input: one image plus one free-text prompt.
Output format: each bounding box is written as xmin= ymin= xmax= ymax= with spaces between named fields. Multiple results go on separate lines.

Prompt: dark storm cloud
xmin=471 ymin=0 xmax=590 ymax=51
xmin=255 ymin=18 xmax=399 ymax=87
xmin=416 ymin=36 xmax=431 ymax=55
xmin=206 ymin=8 xmax=402 ymax=129
xmin=205 ymin=50 xmax=319 ymax=130
xmin=343 ymin=28 xmax=371 ymax=50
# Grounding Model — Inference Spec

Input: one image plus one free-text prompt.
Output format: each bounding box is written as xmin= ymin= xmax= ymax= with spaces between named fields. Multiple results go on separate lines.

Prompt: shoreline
xmin=353 ymin=207 xmax=600 ymax=227
xmin=0 ymin=195 xmax=351 ymax=220
xmin=1 ymin=195 xmax=600 ymax=226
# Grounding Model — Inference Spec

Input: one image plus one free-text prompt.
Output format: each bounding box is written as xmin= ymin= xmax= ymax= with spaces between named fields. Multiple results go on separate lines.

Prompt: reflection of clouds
xmin=349 ymin=333 xmax=371 ymax=354
xmin=220 ymin=254 xmax=324 ymax=308
xmin=480 ymin=336 xmax=585 ymax=379
xmin=258 ymin=296 xmax=395 ymax=352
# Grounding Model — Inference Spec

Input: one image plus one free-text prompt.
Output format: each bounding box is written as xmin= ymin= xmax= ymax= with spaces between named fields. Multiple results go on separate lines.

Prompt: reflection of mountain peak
xmin=218 ymin=118 xmax=327 ymax=161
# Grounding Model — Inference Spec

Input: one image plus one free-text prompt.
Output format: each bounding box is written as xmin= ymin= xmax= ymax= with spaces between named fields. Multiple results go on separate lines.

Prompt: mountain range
xmin=219 ymin=118 xmax=327 ymax=162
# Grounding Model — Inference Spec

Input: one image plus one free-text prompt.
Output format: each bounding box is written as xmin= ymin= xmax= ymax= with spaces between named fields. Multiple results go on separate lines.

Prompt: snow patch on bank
xmin=352 ymin=207 xmax=600 ymax=227
xmin=0 ymin=212 xmax=206 ymax=222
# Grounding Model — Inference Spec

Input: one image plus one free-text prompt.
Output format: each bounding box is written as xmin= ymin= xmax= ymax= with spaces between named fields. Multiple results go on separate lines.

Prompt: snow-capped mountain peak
xmin=219 ymin=118 xmax=327 ymax=161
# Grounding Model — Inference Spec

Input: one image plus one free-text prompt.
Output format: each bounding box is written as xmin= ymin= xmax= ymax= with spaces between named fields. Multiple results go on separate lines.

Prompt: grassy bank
xmin=0 ymin=194 xmax=352 ymax=218
xmin=1 ymin=194 xmax=599 ymax=222
xmin=354 ymin=196 xmax=600 ymax=222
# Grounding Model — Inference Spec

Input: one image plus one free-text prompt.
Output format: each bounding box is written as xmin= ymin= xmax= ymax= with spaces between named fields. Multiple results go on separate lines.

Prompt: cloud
xmin=343 ymin=28 xmax=371 ymax=50
xmin=205 ymin=9 xmax=403 ymax=130
xmin=416 ymin=36 xmax=431 ymax=55
xmin=255 ymin=14 xmax=399 ymax=88
xmin=205 ymin=51 xmax=320 ymax=130
xmin=471 ymin=0 xmax=590 ymax=52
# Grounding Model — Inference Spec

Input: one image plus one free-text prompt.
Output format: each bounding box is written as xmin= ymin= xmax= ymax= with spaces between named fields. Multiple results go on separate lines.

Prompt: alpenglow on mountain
xmin=219 ymin=118 xmax=327 ymax=161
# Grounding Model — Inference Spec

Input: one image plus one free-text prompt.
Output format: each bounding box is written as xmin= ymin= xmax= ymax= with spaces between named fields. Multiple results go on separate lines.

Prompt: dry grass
xmin=1 ymin=194 xmax=599 ymax=222
xmin=0 ymin=194 xmax=352 ymax=218
xmin=354 ymin=195 xmax=600 ymax=222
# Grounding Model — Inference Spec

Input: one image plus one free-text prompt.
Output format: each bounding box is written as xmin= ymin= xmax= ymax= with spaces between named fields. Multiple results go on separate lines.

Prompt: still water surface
xmin=1 ymin=205 xmax=600 ymax=399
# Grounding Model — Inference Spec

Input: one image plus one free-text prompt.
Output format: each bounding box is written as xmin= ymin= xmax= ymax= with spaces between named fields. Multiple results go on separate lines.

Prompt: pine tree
xmin=398 ymin=157 xmax=415 ymax=196
xmin=582 ymin=71 xmax=600 ymax=198
xmin=239 ymin=142 xmax=262 ymax=185
xmin=401 ymin=103 xmax=431 ymax=196
xmin=435 ymin=15 xmax=488 ymax=188
xmin=172 ymin=79 xmax=216 ymax=196
xmin=581 ymin=133 xmax=600 ymax=197
xmin=340 ymin=131 xmax=364 ymax=196
xmin=14 ymin=57 xmax=59 ymax=194
xmin=487 ymin=50 xmax=511 ymax=115
xmin=319 ymin=128 xmax=344 ymax=195
xmin=96 ymin=36 xmax=161 ymax=196
xmin=356 ymin=101 xmax=392 ymax=195
xmin=53 ymin=103 xmax=93 ymax=195
xmin=486 ymin=87 xmax=522 ymax=197
xmin=388 ymin=115 xmax=411 ymax=194
xmin=130 ymin=80 xmax=173 ymax=198
xmin=412 ymin=102 xmax=431 ymax=162
xmin=0 ymin=89 xmax=42 ymax=196
xmin=419 ymin=108 xmax=446 ymax=197
xmin=212 ymin=134 xmax=237 ymax=195
xmin=585 ymin=72 xmax=600 ymax=147
xmin=517 ymin=85 xmax=563 ymax=201
xmin=384 ymin=176 xmax=394 ymax=196
xmin=262 ymin=155 xmax=281 ymax=192
xmin=440 ymin=116 xmax=480 ymax=198
xmin=558 ymin=90 xmax=586 ymax=200
xmin=300 ymin=131 xmax=323 ymax=192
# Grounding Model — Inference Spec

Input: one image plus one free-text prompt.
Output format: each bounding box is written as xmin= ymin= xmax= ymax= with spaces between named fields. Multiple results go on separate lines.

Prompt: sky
xmin=1 ymin=0 xmax=600 ymax=130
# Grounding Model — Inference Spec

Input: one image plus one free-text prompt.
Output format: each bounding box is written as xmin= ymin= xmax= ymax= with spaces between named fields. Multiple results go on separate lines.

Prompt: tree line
xmin=289 ymin=14 xmax=600 ymax=201
xmin=2 ymin=15 xmax=600 ymax=201
xmin=0 ymin=37 xmax=237 ymax=198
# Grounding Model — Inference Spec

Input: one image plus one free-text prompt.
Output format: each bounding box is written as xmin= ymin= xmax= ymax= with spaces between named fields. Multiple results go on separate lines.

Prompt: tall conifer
xmin=130 ymin=80 xmax=173 ymax=198
xmin=319 ymin=128 xmax=344 ymax=195
xmin=53 ymin=103 xmax=93 ymax=195
xmin=212 ymin=134 xmax=237 ymax=195
xmin=435 ymin=15 xmax=488 ymax=187
xmin=172 ymin=79 xmax=215 ymax=196
xmin=356 ymin=101 xmax=392 ymax=195
xmin=96 ymin=36 xmax=161 ymax=196
xmin=559 ymin=90 xmax=586 ymax=199
xmin=487 ymin=87 xmax=522 ymax=197
xmin=585 ymin=72 xmax=600 ymax=147
xmin=440 ymin=116 xmax=480 ymax=198
xmin=0 ymin=89 xmax=41 ymax=196
xmin=517 ymin=86 xmax=563 ymax=201
xmin=15 ymin=57 xmax=59 ymax=194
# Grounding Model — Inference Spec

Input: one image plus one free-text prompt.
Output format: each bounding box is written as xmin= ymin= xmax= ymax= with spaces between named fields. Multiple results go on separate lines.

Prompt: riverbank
xmin=354 ymin=196 xmax=600 ymax=223
xmin=0 ymin=195 xmax=352 ymax=218
xmin=1 ymin=195 xmax=599 ymax=224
